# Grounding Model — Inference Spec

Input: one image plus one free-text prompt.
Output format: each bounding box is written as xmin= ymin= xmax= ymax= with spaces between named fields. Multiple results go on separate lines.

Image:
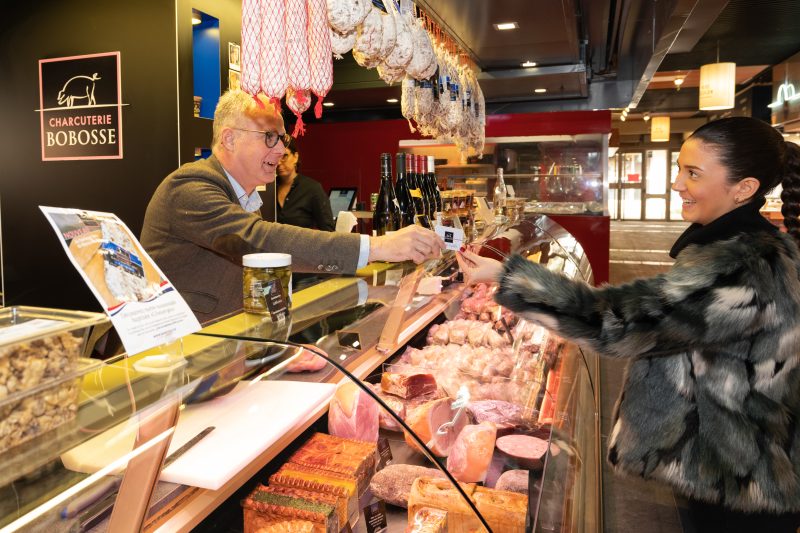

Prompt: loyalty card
xmin=435 ymin=224 xmax=465 ymax=251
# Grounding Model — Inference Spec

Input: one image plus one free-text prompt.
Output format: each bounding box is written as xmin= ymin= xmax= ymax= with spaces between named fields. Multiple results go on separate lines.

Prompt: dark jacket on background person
xmin=495 ymin=202 xmax=800 ymax=513
xmin=141 ymin=155 xmax=360 ymax=323
xmin=277 ymin=173 xmax=335 ymax=231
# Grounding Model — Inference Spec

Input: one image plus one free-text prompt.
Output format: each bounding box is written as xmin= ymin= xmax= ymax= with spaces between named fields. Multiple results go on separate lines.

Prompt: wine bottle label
xmin=409 ymin=188 xmax=422 ymax=198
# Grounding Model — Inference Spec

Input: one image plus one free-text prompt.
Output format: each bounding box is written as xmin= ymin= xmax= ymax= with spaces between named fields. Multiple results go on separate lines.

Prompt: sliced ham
xmin=496 ymin=434 xmax=550 ymax=470
xmin=404 ymin=397 xmax=466 ymax=457
xmin=446 ymin=422 xmax=497 ymax=483
xmin=381 ymin=372 xmax=437 ymax=399
xmin=328 ymin=381 xmax=379 ymax=442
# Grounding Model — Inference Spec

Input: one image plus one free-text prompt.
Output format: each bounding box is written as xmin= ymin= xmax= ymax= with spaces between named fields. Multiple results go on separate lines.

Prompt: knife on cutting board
xmin=76 ymin=426 xmax=215 ymax=531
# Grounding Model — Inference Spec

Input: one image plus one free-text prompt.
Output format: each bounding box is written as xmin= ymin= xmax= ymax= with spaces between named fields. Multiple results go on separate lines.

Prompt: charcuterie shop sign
xmin=38 ymin=52 xmax=123 ymax=161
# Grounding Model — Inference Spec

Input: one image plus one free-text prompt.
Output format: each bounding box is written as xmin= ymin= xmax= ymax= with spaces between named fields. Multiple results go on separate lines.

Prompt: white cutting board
xmin=61 ymin=380 xmax=336 ymax=490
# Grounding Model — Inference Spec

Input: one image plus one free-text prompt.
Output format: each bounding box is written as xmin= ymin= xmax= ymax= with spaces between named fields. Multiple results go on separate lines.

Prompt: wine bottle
xmin=406 ymin=154 xmax=431 ymax=229
xmin=394 ymin=153 xmax=415 ymax=227
xmin=493 ymin=167 xmax=507 ymax=221
xmin=373 ymin=153 xmax=400 ymax=236
xmin=419 ymin=155 xmax=435 ymax=221
xmin=426 ymin=155 xmax=443 ymax=214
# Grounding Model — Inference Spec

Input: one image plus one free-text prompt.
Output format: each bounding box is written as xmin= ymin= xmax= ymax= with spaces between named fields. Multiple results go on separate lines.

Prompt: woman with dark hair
xmin=458 ymin=116 xmax=800 ymax=532
xmin=276 ymin=137 xmax=335 ymax=231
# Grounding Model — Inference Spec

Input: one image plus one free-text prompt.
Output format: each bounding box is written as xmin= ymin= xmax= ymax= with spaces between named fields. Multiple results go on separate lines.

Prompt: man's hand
xmin=368 ymin=225 xmax=445 ymax=264
xmin=456 ymin=249 xmax=504 ymax=285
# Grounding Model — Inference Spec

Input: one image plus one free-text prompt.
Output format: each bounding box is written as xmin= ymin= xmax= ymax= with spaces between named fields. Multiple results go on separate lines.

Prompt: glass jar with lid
xmin=242 ymin=253 xmax=292 ymax=319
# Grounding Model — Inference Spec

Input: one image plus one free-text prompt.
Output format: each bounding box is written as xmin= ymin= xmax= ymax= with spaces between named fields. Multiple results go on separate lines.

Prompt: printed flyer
xmin=40 ymin=206 xmax=201 ymax=354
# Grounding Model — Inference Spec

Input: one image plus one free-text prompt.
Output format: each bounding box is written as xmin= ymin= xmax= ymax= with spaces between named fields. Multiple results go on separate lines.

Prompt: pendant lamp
xmin=651 ymin=116 xmax=670 ymax=142
xmin=699 ymin=43 xmax=735 ymax=110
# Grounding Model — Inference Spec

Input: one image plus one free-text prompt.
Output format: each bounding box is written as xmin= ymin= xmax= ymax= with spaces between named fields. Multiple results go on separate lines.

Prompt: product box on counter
xmin=0 ymin=306 xmax=107 ymax=455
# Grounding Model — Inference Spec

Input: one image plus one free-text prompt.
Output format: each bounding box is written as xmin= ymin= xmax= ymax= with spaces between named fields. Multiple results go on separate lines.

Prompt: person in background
xmin=276 ymin=137 xmax=334 ymax=231
xmin=458 ymin=116 xmax=800 ymax=533
xmin=142 ymin=90 xmax=444 ymax=323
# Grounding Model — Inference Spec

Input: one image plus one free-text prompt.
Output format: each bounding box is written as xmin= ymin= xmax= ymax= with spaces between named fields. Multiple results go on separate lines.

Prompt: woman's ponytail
xmin=780 ymin=142 xmax=800 ymax=247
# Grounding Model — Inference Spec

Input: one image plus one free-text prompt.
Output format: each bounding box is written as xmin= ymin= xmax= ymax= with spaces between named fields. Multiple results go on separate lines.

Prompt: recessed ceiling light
xmin=534 ymin=88 xmax=546 ymax=93
xmin=386 ymin=98 xmax=399 ymax=103
xmin=521 ymin=61 xmax=537 ymax=68
xmin=322 ymin=102 xmax=335 ymax=107
xmin=643 ymin=113 xmax=650 ymax=121
xmin=494 ymin=22 xmax=519 ymax=31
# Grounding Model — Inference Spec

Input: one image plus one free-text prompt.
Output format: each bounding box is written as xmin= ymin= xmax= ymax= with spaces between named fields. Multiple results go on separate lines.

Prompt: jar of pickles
xmin=242 ymin=253 xmax=292 ymax=320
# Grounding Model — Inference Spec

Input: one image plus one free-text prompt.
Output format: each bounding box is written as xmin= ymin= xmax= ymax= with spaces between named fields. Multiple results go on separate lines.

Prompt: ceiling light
xmin=493 ymin=22 xmax=519 ymax=31
xmin=621 ymin=109 xmax=628 ymax=116
xmin=619 ymin=115 xmax=626 ymax=122
xmin=673 ymin=77 xmax=684 ymax=87
xmin=699 ymin=62 xmax=736 ymax=110
xmin=651 ymin=116 xmax=670 ymax=142
xmin=386 ymin=98 xmax=399 ymax=103
xmin=322 ymin=102 xmax=335 ymax=107
xmin=534 ymin=88 xmax=546 ymax=93
xmin=521 ymin=61 xmax=537 ymax=68
xmin=191 ymin=14 xmax=202 ymax=25
xmin=643 ymin=113 xmax=650 ymax=122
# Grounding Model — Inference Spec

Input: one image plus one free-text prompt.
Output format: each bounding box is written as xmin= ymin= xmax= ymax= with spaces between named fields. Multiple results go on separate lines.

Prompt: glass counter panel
xmin=620 ymin=153 xmax=642 ymax=184
xmin=645 ymin=149 xmax=668 ymax=194
xmin=645 ymin=198 xmax=667 ymax=220
xmin=609 ymin=188 xmax=618 ymax=219
xmin=621 ymin=189 xmax=642 ymax=220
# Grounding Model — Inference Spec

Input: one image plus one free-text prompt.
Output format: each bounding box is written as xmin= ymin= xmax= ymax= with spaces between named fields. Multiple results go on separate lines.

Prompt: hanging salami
xmin=327 ymin=0 xmax=371 ymax=34
xmin=307 ymin=0 xmax=333 ymax=118
xmin=286 ymin=0 xmax=311 ymax=90
xmin=330 ymin=28 xmax=357 ymax=59
xmin=260 ymin=0 xmax=288 ymax=107
xmin=240 ymin=0 xmax=262 ymax=95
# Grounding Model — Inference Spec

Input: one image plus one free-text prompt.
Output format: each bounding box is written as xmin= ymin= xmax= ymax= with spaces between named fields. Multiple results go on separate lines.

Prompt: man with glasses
xmin=141 ymin=90 xmax=444 ymax=323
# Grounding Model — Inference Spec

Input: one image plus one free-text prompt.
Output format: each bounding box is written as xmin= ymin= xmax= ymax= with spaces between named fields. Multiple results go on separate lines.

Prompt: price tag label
xmin=435 ymin=224 xmax=465 ymax=251
xmin=363 ymin=500 xmax=388 ymax=533
xmin=376 ymin=436 xmax=393 ymax=470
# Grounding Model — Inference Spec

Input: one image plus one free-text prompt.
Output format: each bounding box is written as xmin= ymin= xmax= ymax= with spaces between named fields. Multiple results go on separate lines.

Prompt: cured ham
xmin=466 ymin=400 xmax=533 ymax=435
xmin=404 ymin=397 xmax=467 ymax=456
xmin=307 ymin=0 xmax=333 ymax=117
xmin=327 ymin=381 xmax=379 ymax=442
xmin=285 ymin=344 xmax=327 ymax=373
xmin=380 ymin=371 xmax=437 ymax=399
xmin=446 ymin=422 xmax=497 ymax=483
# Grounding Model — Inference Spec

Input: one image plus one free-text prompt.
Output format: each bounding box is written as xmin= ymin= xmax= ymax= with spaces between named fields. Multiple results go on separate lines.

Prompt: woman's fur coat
xmin=495 ymin=230 xmax=800 ymax=513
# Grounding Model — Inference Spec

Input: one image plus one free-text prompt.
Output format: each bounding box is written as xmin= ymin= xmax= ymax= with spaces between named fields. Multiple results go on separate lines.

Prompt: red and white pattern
xmin=259 ymin=0 xmax=288 ymax=105
xmin=285 ymin=0 xmax=311 ymax=90
xmin=240 ymin=0 xmax=262 ymax=95
xmin=307 ymin=0 xmax=333 ymax=117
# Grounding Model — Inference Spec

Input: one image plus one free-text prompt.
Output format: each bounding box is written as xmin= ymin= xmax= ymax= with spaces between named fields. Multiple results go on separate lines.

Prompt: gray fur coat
xmin=495 ymin=230 xmax=800 ymax=513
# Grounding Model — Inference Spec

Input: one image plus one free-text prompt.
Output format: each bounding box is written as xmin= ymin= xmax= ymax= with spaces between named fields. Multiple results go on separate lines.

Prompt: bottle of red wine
xmin=373 ymin=153 xmax=400 ymax=236
xmin=419 ymin=154 xmax=435 ymax=220
xmin=427 ymin=155 xmax=443 ymax=213
xmin=394 ymin=153 xmax=415 ymax=227
xmin=406 ymin=153 xmax=431 ymax=229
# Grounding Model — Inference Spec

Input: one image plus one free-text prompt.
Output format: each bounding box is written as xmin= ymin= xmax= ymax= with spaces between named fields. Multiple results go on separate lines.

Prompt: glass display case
xmin=0 ymin=215 xmax=600 ymax=533
xmin=439 ymin=135 xmax=609 ymax=216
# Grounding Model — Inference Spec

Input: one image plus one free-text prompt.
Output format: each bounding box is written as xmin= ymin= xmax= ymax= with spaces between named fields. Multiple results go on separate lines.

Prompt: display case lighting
xmin=386 ymin=98 xmax=399 ymax=103
xmin=322 ymin=102 xmax=335 ymax=107
xmin=191 ymin=13 xmax=202 ymax=25
xmin=534 ymin=88 xmax=547 ymax=93
xmin=521 ymin=61 xmax=537 ymax=67
xmin=494 ymin=22 xmax=519 ymax=31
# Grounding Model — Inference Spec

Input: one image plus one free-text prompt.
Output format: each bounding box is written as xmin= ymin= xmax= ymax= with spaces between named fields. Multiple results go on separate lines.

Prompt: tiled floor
xmin=601 ymin=221 xmax=689 ymax=533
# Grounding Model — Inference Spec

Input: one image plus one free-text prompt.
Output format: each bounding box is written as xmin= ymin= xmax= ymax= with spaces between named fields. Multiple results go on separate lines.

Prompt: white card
xmin=435 ymin=224 xmax=465 ymax=251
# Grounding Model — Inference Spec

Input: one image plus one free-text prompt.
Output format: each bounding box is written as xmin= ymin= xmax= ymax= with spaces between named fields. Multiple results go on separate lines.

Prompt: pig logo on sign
xmin=57 ymin=73 xmax=101 ymax=107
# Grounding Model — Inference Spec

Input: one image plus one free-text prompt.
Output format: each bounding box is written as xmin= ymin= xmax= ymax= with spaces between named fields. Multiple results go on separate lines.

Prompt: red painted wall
xmin=296 ymin=110 xmax=611 ymax=205
xmin=296 ymin=110 xmax=612 ymax=284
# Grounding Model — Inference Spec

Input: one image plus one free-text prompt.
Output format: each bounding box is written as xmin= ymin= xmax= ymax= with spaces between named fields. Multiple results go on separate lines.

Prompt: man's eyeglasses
xmin=231 ymin=127 xmax=291 ymax=148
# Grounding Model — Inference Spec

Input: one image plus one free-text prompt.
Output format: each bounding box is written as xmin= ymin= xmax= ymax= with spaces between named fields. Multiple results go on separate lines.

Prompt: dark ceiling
xmin=314 ymin=0 xmax=800 ymax=124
